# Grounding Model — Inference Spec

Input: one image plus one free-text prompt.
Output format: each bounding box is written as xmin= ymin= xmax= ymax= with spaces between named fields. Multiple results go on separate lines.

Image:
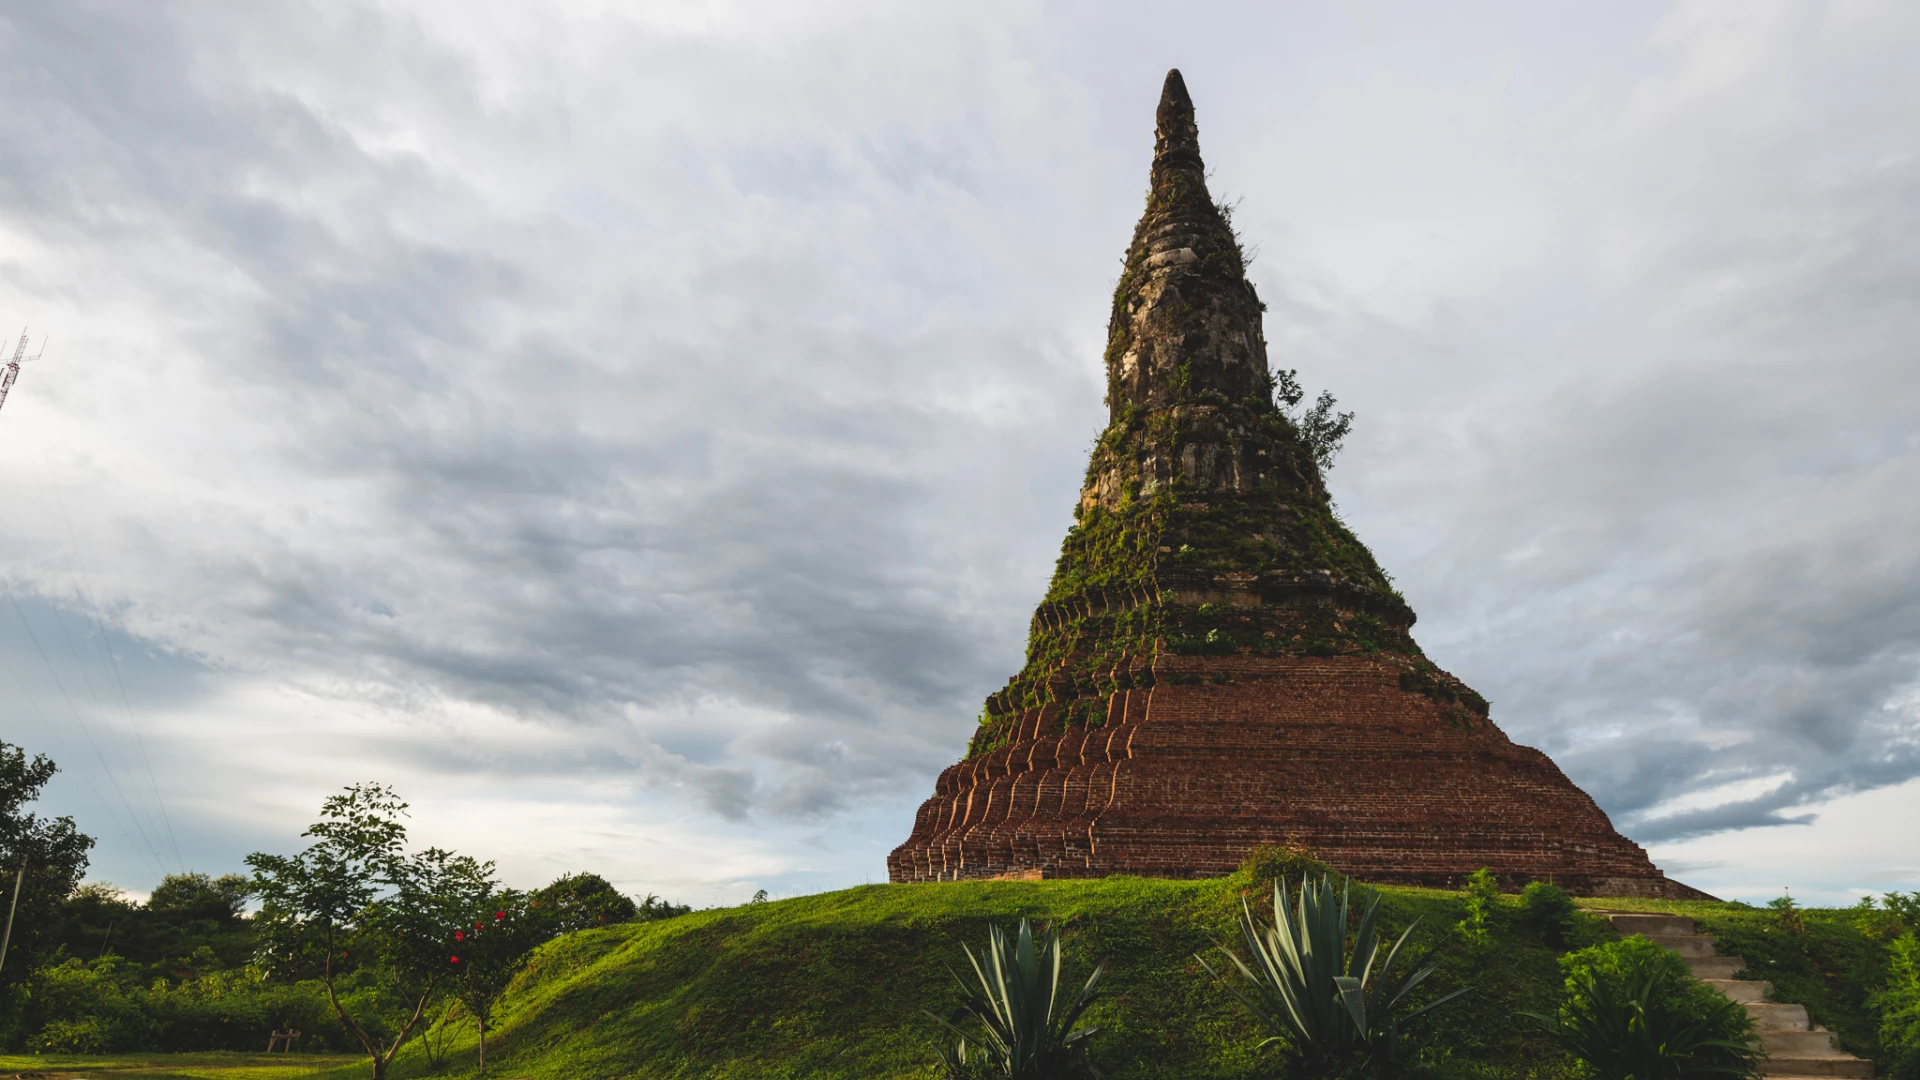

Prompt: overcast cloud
xmin=1 ymin=0 xmax=1916 ymax=905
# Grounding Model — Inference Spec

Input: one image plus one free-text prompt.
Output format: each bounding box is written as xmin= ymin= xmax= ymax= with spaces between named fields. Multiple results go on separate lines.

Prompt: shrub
xmin=1769 ymin=892 xmax=1808 ymax=936
xmin=1457 ymin=869 xmax=1500 ymax=947
xmin=1874 ymin=932 xmax=1920 ymax=1079
xmin=1225 ymin=841 xmax=1332 ymax=895
xmin=927 ymin=919 xmax=1105 ymax=1079
xmin=23 ymin=954 xmax=349 ymax=1054
xmin=1525 ymin=936 xmax=1758 ymax=1079
xmin=1519 ymin=882 xmax=1579 ymax=949
xmin=1201 ymin=874 xmax=1469 ymax=1077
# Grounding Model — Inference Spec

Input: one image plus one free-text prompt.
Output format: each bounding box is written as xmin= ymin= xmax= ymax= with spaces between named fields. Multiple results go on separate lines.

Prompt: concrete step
xmin=1605 ymin=912 xmax=1698 ymax=936
xmin=1644 ymin=932 xmax=1718 ymax=957
xmin=1763 ymin=1029 xmax=1841 ymax=1055
xmin=1687 ymin=955 xmax=1747 ymax=980
xmin=1746 ymin=1001 xmax=1811 ymax=1030
xmin=1611 ymin=910 xmax=1874 ymax=1078
xmin=1707 ymin=978 xmax=1773 ymax=1002
xmin=1758 ymin=1055 xmax=1876 ymax=1077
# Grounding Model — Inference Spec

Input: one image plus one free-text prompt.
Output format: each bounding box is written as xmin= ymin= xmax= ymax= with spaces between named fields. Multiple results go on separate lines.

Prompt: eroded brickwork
xmin=888 ymin=71 xmax=1700 ymax=899
xmin=890 ymin=651 xmax=1696 ymax=896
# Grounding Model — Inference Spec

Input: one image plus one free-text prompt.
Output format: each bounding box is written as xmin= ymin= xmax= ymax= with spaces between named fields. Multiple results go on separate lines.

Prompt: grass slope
xmin=0 ymin=1052 xmax=362 ymax=1079
xmin=390 ymin=875 xmax=1586 ymax=1080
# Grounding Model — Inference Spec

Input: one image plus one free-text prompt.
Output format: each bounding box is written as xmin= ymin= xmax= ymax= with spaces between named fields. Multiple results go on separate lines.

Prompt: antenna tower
xmin=0 ymin=328 xmax=48 ymax=417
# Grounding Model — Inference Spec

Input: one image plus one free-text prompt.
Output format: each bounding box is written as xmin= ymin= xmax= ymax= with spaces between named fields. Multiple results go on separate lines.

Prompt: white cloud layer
xmin=1 ymin=0 xmax=1917 ymax=903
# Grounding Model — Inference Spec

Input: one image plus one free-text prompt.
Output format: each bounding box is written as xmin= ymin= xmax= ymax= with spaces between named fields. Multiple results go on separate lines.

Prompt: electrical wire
xmin=0 ymin=622 xmax=164 ymax=880
xmin=5 ymin=593 xmax=168 ymax=878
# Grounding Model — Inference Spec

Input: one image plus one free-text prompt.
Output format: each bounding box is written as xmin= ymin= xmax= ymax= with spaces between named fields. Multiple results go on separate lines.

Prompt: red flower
xmin=450 ymin=956 xmax=460 ymax=964
xmin=495 ymin=911 xmax=505 ymax=920
xmin=455 ymin=930 xmax=464 ymax=941
xmin=474 ymin=922 xmax=482 ymax=930
xmin=341 ymin=951 xmax=349 ymax=958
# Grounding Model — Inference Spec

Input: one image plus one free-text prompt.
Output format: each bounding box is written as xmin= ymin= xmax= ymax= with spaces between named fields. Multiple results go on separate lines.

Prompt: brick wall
xmin=888 ymin=652 xmax=1696 ymax=898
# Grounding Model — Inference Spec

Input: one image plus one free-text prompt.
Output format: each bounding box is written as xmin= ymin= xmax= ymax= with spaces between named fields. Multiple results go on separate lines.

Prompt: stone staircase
xmin=1604 ymin=912 xmax=1874 ymax=1077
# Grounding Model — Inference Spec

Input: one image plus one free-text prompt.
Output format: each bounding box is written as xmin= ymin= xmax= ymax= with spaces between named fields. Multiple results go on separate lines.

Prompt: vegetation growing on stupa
xmin=966 ymin=70 xmax=1436 ymax=752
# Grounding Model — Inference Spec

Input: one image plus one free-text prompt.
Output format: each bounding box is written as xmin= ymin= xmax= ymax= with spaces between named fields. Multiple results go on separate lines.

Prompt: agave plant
xmin=1199 ymin=874 xmax=1470 ymax=1072
xmin=928 ymin=919 xmax=1106 ymax=1079
xmin=1524 ymin=967 xmax=1760 ymax=1079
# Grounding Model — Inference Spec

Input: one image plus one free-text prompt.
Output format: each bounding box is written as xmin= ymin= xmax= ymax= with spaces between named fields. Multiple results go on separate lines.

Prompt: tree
xmin=532 ymin=872 xmax=636 ymax=933
xmin=1273 ymin=367 xmax=1355 ymax=472
xmin=0 ymin=742 xmax=95 ymax=1010
xmin=447 ymin=883 xmax=553 ymax=1075
xmin=246 ymin=784 xmax=473 ymax=1080
xmin=147 ymin=872 xmax=250 ymax=921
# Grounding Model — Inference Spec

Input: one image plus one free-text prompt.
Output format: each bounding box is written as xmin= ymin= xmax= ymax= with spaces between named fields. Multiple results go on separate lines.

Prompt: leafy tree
xmin=447 ymin=884 xmax=554 ymax=1075
xmin=57 ymin=872 xmax=259 ymax=979
xmin=0 ymin=742 xmax=95 ymax=1013
xmin=533 ymin=872 xmax=636 ymax=933
xmin=148 ymin=872 xmax=250 ymax=920
xmin=247 ymin=783 xmax=475 ymax=1080
xmin=1273 ymin=367 xmax=1355 ymax=472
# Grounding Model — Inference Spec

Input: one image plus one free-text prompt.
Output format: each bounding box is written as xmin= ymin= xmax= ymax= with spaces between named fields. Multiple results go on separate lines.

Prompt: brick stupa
xmin=888 ymin=70 xmax=1704 ymax=898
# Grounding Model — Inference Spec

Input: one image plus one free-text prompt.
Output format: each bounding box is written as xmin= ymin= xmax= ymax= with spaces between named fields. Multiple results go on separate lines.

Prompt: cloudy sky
xmin=1 ymin=0 xmax=1916 ymax=907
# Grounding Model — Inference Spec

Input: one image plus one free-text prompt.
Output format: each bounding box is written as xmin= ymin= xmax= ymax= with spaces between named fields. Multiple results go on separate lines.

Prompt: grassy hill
xmin=387 ymin=871 xmax=1594 ymax=1080
xmin=17 ymin=877 xmax=1900 ymax=1080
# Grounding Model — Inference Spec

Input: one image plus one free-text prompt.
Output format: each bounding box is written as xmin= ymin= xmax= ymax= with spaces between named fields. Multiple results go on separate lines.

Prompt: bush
xmin=1527 ymin=936 xmax=1758 ymax=1079
xmin=1225 ymin=841 xmax=1331 ymax=895
xmin=1519 ymin=882 xmax=1579 ymax=949
xmin=1202 ymin=873 xmax=1469 ymax=1077
xmin=1875 ymin=932 xmax=1920 ymax=1078
xmin=21 ymin=954 xmax=349 ymax=1054
xmin=928 ymin=919 xmax=1104 ymax=1079
xmin=1457 ymin=869 xmax=1500 ymax=947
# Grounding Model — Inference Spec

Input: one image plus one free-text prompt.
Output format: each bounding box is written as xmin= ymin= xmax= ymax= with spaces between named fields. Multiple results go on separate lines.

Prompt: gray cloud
xmin=1 ymin=1 xmax=1917 ymax=896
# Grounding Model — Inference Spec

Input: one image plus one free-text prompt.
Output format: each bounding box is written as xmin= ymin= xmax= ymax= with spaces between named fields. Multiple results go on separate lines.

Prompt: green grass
xmin=32 ymin=884 xmax=1889 ymax=1079
xmin=0 ymin=1051 xmax=363 ymax=1079
xmin=378 ymin=875 xmax=1592 ymax=1080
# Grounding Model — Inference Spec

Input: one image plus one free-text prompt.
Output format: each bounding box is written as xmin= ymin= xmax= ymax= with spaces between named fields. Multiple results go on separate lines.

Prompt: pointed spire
xmin=1152 ymin=69 xmax=1206 ymax=201
xmin=1101 ymin=69 xmax=1267 ymax=424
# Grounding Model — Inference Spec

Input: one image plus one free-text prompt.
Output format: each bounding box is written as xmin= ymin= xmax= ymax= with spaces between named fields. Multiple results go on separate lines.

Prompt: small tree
xmin=247 ymin=784 xmax=474 ymax=1080
xmin=1273 ymin=368 xmax=1355 ymax=472
xmin=0 ymin=742 xmax=95 ymax=1018
xmin=1456 ymin=867 xmax=1500 ymax=947
xmin=447 ymin=884 xmax=554 ymax=1075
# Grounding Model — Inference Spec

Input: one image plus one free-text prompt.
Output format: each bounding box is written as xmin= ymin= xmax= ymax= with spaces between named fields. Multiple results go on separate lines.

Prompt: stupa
xmin=887 ymin=70 xmax=1704 ymax=898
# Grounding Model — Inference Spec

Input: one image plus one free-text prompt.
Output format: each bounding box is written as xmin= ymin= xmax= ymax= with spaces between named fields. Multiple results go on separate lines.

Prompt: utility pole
xmin=0 ymin=328 xmax=48 ymax=418
xmin=0 ymin=863 xmax=24 ymax=977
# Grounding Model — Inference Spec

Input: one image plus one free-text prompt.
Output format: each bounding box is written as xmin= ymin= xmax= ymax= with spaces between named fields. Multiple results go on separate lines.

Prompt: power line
xmin=0 ymin=628 xmax=163 ymax=881
xmin=46 ymin=486 xmax=183 ymax=870
xmin=5 ymin=594 xmax=169 ymax=878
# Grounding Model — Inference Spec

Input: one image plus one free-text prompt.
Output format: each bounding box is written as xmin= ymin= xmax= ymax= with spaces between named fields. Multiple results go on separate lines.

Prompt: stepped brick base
xmin=889 ymin=653 xmax=1703 ymax=899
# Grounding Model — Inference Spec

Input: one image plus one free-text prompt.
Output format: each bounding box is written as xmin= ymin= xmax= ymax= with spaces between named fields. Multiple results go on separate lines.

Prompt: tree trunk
xmin=478 ymin=1016 xmax=486 ymax=1076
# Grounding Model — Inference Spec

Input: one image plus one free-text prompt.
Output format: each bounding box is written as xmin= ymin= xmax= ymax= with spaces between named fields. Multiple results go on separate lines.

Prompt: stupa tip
xmin=1154 ymin=68 xmax=1201 ymax=161
xmin=1159 ymin=69 xmax=1193 ymax=120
